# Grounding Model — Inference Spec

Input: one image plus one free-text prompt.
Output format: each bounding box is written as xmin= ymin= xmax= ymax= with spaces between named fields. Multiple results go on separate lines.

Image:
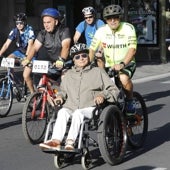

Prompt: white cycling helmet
xmin=82 ymin=6 xmax=95 ymax=16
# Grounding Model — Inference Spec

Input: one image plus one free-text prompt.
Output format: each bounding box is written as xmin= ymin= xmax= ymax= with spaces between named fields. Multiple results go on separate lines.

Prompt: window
xmin=127 ymin=0 xmax=158 ymax=46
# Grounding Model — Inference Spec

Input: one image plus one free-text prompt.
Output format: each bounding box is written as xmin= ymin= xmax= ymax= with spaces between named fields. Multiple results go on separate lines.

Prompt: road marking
xmin=133 ymin=72 xmax=170 ymax=84
xmin=152 ymin=168 xmax=167 ymax=170
xmin=161 ymin=80 xmax=170 ymax=84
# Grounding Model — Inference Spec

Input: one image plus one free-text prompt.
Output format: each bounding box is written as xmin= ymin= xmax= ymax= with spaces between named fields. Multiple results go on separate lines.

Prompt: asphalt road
xmin=0 ymin=76 xmax=170 ymax=170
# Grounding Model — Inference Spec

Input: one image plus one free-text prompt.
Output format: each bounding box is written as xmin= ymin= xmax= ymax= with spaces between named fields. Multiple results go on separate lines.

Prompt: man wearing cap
xmin=73 ymin=6 xmax=105 ymax=47
xmin=22 ymin=8 xmax=71 ymax=93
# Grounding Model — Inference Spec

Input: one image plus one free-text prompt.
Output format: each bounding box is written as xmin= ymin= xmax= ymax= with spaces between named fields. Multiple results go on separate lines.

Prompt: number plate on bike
xmin=1 ymin=58 xmax=15 ymax=68
xmin=32 ymin=60 xmax=49 ymax=73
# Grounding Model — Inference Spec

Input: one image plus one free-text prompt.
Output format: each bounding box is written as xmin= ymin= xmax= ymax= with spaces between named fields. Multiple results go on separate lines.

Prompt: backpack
xmin=83 ymin=19 xmax=99 ymax=32
xmin=14 ymin=28 xmax=26 ymax=54
xmin=80 ymin=19 xmax=99 ymax=44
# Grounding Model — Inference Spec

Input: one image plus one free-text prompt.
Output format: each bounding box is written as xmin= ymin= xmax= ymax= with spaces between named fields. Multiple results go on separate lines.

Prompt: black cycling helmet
xmin=14 ymin=13 xmax=27 ymax=23
xmin=70 ymin=43 xmax=89 ymax=58
xmin=41 ymin=8 xmax=60 ymax=19
xmin=82 ymin=6 xmax=95 ymax=16
xmin=103 ymin=4 xmax=122 ymax=19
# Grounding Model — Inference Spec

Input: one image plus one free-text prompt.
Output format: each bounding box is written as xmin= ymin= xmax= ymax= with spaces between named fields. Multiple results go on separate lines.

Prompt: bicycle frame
xmin=1 ymin=58 xmax=27 ymax=99
xmin=0 ymin=68 xmax=13 ymax=98
xmin=31 ymin=73 xmax=57 ymax=119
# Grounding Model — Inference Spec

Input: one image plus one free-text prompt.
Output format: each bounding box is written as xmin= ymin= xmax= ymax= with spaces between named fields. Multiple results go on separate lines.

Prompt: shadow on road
xmin=124 ymin=122 xmax=170 ymax=164
xmin=142 ymin=90 xmax=170 ymax=114
xmin=0 ymin=116 xmax=22 ymax=130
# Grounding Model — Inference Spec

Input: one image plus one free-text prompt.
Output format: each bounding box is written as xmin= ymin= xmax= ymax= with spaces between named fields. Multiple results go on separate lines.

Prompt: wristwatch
xmin=120 ymin=61 xmax=125 ymax=67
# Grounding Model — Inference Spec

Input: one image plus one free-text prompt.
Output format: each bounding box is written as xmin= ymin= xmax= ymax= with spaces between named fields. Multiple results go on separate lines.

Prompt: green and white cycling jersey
xmin=90 ymin=22 xmax=137 ymax=67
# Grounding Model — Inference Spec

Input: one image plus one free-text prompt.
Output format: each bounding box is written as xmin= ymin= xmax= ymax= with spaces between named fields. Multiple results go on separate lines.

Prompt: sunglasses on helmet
xmin=16 ymin=21 xmax=24 ymax=25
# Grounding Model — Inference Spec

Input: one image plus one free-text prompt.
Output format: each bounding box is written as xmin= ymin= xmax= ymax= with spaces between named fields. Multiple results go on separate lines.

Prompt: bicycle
xmin=106 ymin=65 xmax=148 ymax=149
xmin=22 ymin=59 xmax=73 ymax=144
xmin=0 ymin=57 xmax=28 ymax=118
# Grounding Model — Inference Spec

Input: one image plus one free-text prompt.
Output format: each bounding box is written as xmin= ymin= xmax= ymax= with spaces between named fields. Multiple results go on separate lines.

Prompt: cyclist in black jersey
xmin=22 ymin=8 xmax=71 ymax=93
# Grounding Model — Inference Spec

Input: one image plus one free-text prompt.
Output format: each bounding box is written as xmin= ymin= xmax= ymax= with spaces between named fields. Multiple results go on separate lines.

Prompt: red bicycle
xmin=22 ymin=60 xmax=72 ymax=144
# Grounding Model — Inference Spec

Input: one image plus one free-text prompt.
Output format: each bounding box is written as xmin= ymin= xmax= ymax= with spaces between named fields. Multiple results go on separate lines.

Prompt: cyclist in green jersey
xmin=89 ymin=4 xmax=137 ymax=116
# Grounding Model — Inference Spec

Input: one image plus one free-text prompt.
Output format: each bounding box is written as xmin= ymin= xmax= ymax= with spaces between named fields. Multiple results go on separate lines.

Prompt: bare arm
xmin=73 ymin=31 xmax=81 ymax=44
xmin=22 ymin=39 xmax=42 ymax=66
xmin=122 ymin=48 xmax=136 ymax=65
xmin=25 ymin=39 xmax=34 ymax=56
xmin=60 ymin=38 xmax=71 ymax=60
xmin=114 ymin=48 xmax=136 ymax=70
xmin=89 ymin=48 xmax=96 ymax=63
xmin=0 ymin=39 xmax=12 ymax=56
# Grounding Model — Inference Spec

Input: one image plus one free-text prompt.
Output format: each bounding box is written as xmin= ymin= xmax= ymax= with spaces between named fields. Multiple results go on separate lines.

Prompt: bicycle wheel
xmin=22 ymin=92 xmax=49 ymax=144
xmin=0 ymin=77 xmax=13 ymax=117
xmin=127 ymin=91 xmax=148 ymax=149
xmin=97 ymin=105 xmax=127 ymax=165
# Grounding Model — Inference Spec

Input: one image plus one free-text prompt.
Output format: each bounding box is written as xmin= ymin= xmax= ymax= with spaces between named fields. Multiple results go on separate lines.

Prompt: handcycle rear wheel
xmin=0 ymin=77 xmax=13 ymax=117
xmin=126 ymin=91 xmax=148 ymax=149
xmin=22 ymin=92 xmax=49 ymax=144
xmin=97 ymin=105 xmax=127 ymax=165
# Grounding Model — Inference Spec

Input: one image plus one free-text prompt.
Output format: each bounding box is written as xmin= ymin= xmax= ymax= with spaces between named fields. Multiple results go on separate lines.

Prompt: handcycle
xmin=39 ymin=63 xmax=148 ymax=169
xmin=22 ymin=59 xmax=73 ymax=144
xmin=0 ymin=57 xmax=28 ymax=117
xmin=41 ymin=101 xmax=127 ymax=170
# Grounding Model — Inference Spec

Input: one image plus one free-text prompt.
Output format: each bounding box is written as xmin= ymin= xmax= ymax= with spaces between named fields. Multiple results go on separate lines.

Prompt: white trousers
xmin=51 ymin=107 xmax=95 ymax=142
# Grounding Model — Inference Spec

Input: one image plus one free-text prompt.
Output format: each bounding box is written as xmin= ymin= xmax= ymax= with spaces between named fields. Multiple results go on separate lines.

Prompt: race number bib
xmin=1 ymin=58 xmax=15 ymax=68
xmin=32 ymin=60 xmax=49 ymax=73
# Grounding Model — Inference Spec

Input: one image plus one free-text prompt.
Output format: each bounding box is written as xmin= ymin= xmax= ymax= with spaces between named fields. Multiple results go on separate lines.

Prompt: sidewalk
xmin=133 ymin=62 xmax=170 ymax=83
xmin=1 ymin=62 xmax=170 ymax=82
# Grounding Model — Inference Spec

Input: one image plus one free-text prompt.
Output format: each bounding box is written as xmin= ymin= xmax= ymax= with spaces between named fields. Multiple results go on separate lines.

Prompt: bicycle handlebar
xmin=107 ymin=62 xmax=134 ymax=78
xmin=48 ymin=59 xmax=73 ymax=75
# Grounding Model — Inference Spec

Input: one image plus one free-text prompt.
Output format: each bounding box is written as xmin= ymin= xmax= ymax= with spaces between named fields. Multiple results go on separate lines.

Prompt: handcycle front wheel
xmin=97 ymin=105 xmax=127 ymax=165
xmin=0 ymin=77 xmax=13 ymax=117
xmin=22 ymin=91 xmax=49 ymax=144
xmin=127 ymin=91 xmax=148 ymax=149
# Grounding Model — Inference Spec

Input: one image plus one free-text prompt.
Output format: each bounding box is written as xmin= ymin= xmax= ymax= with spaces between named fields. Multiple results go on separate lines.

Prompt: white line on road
xmin=133 ymin=73 xmax=170 ymax=84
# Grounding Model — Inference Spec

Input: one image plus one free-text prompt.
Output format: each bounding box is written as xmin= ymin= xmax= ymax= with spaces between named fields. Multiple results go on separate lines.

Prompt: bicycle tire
xmin=22 ymin=92 xmax=49 ymax=144
xmin=0 ymin=77 xmax=13 ymax=117
xmin=97 ymin=105 xmax=127 ymax=165
xmin=127 ymin=91 xmax=148 ymax=149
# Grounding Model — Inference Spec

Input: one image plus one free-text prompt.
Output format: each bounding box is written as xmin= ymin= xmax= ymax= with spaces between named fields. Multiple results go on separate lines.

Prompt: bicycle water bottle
xmin=13 ymin=86 xmax=19 ymax=96
xmin=13 ymin=86 xmax=22 ymax=101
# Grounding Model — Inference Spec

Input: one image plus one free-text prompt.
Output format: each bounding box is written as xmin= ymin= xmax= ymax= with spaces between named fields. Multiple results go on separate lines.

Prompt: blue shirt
xmin=76 ymin=19 xmax=105 ymax=47
xmin=8 ymin=25 xmax=35 ymax=53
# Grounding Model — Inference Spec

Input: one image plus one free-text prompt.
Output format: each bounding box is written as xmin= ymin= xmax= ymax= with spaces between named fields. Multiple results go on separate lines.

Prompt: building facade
xmin=0 ymin=0 xmax=169 ymax=62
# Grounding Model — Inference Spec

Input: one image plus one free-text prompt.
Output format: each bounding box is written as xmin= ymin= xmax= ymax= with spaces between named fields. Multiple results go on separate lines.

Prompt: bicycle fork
xmin=31 ymin=92 xmax=47 ymax=119
xmin=40 ymin=92 xmax=47 ymax=119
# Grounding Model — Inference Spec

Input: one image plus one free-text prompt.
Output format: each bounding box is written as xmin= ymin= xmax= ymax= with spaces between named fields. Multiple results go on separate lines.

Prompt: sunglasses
xmin=106 ymin=15 xmax=120 ymax=20
xmin=16 ymin=21 xmax=24 ymax=25
xmin=74 ymin=53 xmax=88 ymax=60
xmin=84 ymin=16 xmax=93 ymax=19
